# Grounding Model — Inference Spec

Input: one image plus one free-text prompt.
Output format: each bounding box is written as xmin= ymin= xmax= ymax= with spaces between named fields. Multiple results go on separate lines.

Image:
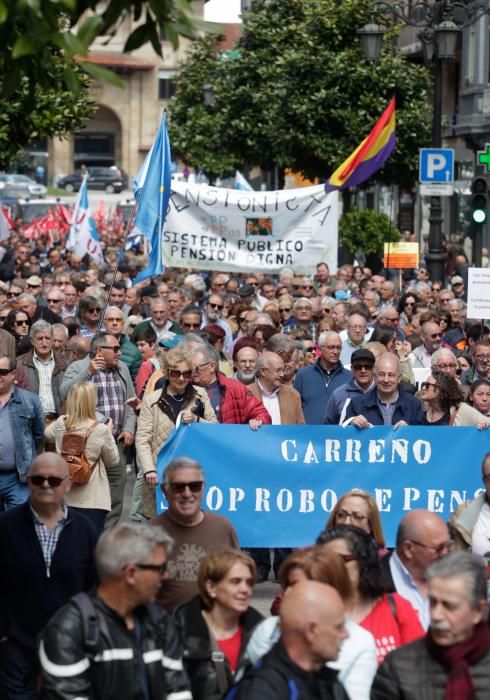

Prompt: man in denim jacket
xmin=0 ymin=353 xmax=44 ymax=509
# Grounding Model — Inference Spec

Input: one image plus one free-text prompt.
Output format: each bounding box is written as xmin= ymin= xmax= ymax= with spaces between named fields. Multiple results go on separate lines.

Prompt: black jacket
xmin=345 ymin=386 xmax=425 ymax=426
xmin=226 ymin=640 xmax=349 ymax=700
xmin=39 ymin=593 xmax=192 ymax=700
xmin=174 ymin=594 xmax=263 ymax=700
xmin=0 ymin=501 xmax=97 ymax=650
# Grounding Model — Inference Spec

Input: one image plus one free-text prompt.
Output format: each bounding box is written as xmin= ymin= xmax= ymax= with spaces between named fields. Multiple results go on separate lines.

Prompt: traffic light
xmin=471 ymin=177 xmax=487 ymax=224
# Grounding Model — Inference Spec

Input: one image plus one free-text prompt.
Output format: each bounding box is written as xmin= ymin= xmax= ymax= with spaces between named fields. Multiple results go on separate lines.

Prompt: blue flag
xmin=133 ymin=115 xmax=171 ymax=283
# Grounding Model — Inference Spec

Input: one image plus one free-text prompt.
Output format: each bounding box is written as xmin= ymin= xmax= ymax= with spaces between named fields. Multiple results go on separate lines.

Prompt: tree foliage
xmin=169 ymin=0 xmax=432 ymax=184
xmin=339 ymin=207 xmax=399 ymax=255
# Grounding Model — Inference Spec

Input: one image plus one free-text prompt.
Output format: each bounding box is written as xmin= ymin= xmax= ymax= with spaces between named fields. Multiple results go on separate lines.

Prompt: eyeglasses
xmin=336 ymin=509 xmax=369 ymax=524
xmin=87 ymin=307 xmax=101 ymax=313
xmin=301 ymin=285 xmax=314 ymax=290
xmin=421 ymin=381 xmax=438 ymax=390
xmin=0 ymin=367 xmax=14 ymax=376
xmin=267 ymin=366 xmax=285 ymax=374
xmin=208 ymin=303 xmax=223 ymax=310
xmin=408 ymin=539 xmax=451 ymax=555
xmin=193 ymin=361 xmax=212 ymax=371
xmin=320 ymin=345 xmax=342 ymax=352
xmin=352 ymin=363 xmax=373 ymax=370
xmin=47 ymin=299 xmax=62 ymax=304
xmin=0 ymin=315 xmax=8 ymax=322
xmin=475 ymin=355 xmax=490 ymax=363
xmin=28 ymin=475 xmax=69 ymax=487
xmin=279 ymin=307 xmax=292 ymax=313
xmin=295 ymin=306 xmax=312 ymax=312
xmin=404 ymin=301 xmax=415 ymax=307
xmin=183 ymin=322 xmax=201 ymax=329
xmin=7 ymin=291 xmax=21 ymax=298
xmin=168 ymin=369 xmax=192 ymax=380
xmin=27 ymin=284 xmax=41 ymax=289
xmin=246 ymin=282 xmax=258 ymax=287
xmin=429 ymin=333 xmax=442 ymax=339
xmin=134 ymin=562 xmax=168 ymax=574
xmin=105 ymin=317 xmax=123 ymax=323
xmin=436 ymin=363 xmax=457 ymax=370
xmin=340 ymin=553 xmax=359 ymax=563
xmin=168 ymin=480 xmax=204 ymax=494
xmin=14 ymin=320 xmax=29 ymax=327
xmin=100 ymin=345 xmax=121 ymax=352
xmin=304 ymin=348 xmax=316 ymax=354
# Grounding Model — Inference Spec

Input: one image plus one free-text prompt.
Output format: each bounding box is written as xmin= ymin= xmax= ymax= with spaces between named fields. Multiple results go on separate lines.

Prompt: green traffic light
xmin=473 ymin=208 xmax=487 ymax=224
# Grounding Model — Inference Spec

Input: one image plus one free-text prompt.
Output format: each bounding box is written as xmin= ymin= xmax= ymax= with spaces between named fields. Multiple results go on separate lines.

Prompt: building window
xmin=159 ymin=78 xmax=176 ymax=100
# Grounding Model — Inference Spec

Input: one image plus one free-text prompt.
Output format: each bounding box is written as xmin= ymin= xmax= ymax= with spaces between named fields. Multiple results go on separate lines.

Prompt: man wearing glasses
xmin=461 ymin=339 xmax=490 ymax=387
xmin=61 ymin=333 xmax=137 ymax=528
xmin=381 ymin=509 xmax=451 ymax=630
xmin=202 ymin=293 xmax=233 ymax=353
xmin=18 ymin=291 xmax=61 ymax=325
xmin=151 ymin=457 xmax=238 ymax=612
xmin=0 ymin=453 xmax=96 ymax=699
xmin=39 ymin=522 xmax=191 ymax=700
xmin=408 ymin=320 xmax=443 ymax=369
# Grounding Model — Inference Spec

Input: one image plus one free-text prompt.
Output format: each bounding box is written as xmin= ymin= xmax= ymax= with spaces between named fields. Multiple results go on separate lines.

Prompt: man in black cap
xmin=324 ymin=348 xmax=376 ymax=424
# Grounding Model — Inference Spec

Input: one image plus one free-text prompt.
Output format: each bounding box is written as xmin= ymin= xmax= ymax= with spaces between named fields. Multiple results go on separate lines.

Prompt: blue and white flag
xmin=133 ymin=114 xmax=172 ymax=283
xmin=66 ymin=174 xmax=103 ymax=264
xmin=234 ymin=170 xmax=254 ymax=191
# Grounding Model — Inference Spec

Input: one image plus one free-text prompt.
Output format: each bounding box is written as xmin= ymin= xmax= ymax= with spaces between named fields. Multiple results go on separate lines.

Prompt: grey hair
xmin=256 ymin=351 xmax=280 ymax=371
xmin=293 ymin=297 xmax=313 ymax=310
xmin=321 ymin=296 xmax=336 ymax=308
xmin=163 ymin=456 xmax=204 ymax=485
xmin=431 ymin=348 xmax=457 ymax=366
xmin=30 ymin=320 xmax=52 ymax=339
xmin=90 ymin=332 xmax=116 ymax=357
xmin=414 ymin=281 xmax=431 ymax=294
xmin=426 ymin=551 xmax=487 ymax=609
xmin=95 ymin=522 xmax=174 ymax=581
xmin=318 ymin=330 xmax=340 ymax=346
xmin=52 ymin=323 xmax=69 ymax=339
xmin=18 ymin=293 xmax=37 ymax=305
xmin=448 ymin=298 xmax=465 ymax=310
xmin=264 ymin=333 xmax=296 ymax=355
xmin=0 ymin=353 xmax=16 ymax=371
xmin=191 ymin=342 xmax=219 ymax=366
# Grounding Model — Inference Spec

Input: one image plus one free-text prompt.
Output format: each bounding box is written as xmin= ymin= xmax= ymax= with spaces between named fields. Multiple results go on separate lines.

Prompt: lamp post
xmin=359 ymin=0 xmax=489 ymax=283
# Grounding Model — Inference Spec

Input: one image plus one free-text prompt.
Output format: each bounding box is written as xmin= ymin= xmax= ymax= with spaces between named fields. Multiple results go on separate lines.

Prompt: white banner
xmin=468 ymin=267 xmax=490 ymax=320
xmin=163 ymin=182 xmax=338 ymax=273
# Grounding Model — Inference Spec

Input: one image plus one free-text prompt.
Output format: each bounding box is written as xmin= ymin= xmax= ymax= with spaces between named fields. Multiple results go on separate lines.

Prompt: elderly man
xmin=345 ymin=352 xmax=424 ymax=427
xmin=430 ymin=347 xmax=458 ymax=377
xmin=340 ymin=311 xmax=368 ymax=364
xmin=65 ymin=335 xmax=90 ymax=363
xmin=17 ymin=320 xmax=66 ymax=422
xmin=60 ymin=333 xmax=136 ymax=528
xmin=18 ymin=291 xmax=61 ymax=325
xmin=372 ymin=552 xmax=490 ymax=699
xmin=283 ymin=298 xmax=317 ymax=341
xmin=104 ymin=305 xmax=141 ymax=380
xmin=233 ymin=343 xmax=258 ymax=386
xmin=230 ymin=581 xmax=349 ymax=700
xmin=39 ymin=523 xmax=191 ymax=700
xmin=331 ymin=302 xmax=349 ymax=332
xmin=151 ymin=457 xmax=239 ymax=612
xmin=409 ymin=320 xmax=442 ymax=368
xmin=294 ymin=331 xmax=351 ymax=424
xmin=462 ymin=339 xmax=490 ymax=387
xmin=381 ymin=509 xmax=451 ymax=629
xmin=450 ymin=451 xmax=490 ymax=554
xmin=325 ymin=348 xmax=376 ymax=424
xmin=44 ymin=286 xmax=65 ymax=319
xmin=201 ymin=293 xmax=233 ymax=353
xmin=59 ymin=284 xmax=78 ymax=319
xmin=180 ymin=306 xmax=203 ymax=334
xmin=0 ymin=453 xmax=97 ymax=698
xmin=249 ymin=351 xmax=304 ymax=425
xmin=191 ymin=343 xmax=271 ymax=427
xmin=135 ymin=298 xmax=182 ymax=345
xmin=380 ymin=279 xmax=396 ymax=308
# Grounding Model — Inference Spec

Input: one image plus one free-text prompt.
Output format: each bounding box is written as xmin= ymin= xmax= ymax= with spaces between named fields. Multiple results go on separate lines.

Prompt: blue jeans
xmin=0 ymin=471 xmax=29 ymax=512
xmin=0 ymin=637 xmax=38 ymax=699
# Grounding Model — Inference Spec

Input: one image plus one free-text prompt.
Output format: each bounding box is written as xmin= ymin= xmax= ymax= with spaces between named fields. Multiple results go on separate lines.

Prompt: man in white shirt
xmin=408 ymin=320 xmax=442 ymax=369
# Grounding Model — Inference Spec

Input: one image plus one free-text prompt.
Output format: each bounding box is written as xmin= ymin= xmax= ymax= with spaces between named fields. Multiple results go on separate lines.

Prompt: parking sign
xmin=419 ymin=148 xmax=454 ymax=183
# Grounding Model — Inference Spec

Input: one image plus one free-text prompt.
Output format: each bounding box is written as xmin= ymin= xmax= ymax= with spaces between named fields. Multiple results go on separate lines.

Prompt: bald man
xmin=381 ymin=509 xmax=451 ymax=630
xmin=0 ymin=453 xmax=97 ymax=698
xmin=230 ymin=581 xmax=349 ymax=699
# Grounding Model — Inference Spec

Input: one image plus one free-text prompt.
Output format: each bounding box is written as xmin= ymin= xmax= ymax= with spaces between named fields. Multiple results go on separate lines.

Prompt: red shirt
xmin=360 ymin=592 xmax=424 ymax=664
xmin=217 ymin=626 xmax=243 ymax=672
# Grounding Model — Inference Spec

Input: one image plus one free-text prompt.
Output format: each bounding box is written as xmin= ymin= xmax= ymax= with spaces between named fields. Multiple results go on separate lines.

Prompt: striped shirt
xmin=33 ymin=352 xmax=56 ymax=414
xmin=30 ymin=503 xmax=68 ymax=578
xmin=93 ymin=368 xmax=125 ymax=435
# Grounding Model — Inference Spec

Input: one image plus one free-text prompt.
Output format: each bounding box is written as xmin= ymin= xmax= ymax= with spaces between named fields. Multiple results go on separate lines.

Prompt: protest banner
xmin=163 ymin=181 xmax=338 ymax=273
xmin=383 ymin=242 xmax=419 ymax=269
xmin=467 ymin=267 xmax=490 ymax=320
xmin=156 ymin=424 xmax=485 ymax=548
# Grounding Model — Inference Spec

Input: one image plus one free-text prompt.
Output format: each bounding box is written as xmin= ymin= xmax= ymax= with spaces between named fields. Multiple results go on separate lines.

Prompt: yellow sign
xmin=383 ymin=242 xmax=419 ymax=269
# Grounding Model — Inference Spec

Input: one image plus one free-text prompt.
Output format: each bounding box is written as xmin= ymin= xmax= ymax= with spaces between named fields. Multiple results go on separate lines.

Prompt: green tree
xmin=339 ymin=207 xmax=399 ymax=256
xmin=169 ymin=0 xmax=432 ymax=184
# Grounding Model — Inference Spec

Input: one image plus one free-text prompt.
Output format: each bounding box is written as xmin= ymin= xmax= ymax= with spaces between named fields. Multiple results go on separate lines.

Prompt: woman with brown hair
xmin=135 ymin=347 xmax=217 ymax=519
xmin=245 ymin=546 xmax=377 ymax=700
xmin=326 ymin=489 xmax=386 ymax=551
xmin=421 ymin=369 xmax=490 ymax=427
xmin=174 ymin=548 xmax=263 ymax=700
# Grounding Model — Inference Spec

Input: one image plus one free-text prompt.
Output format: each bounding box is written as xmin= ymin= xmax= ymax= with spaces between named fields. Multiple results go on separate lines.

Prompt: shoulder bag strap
xmin=208 ymin=630 xmax=230 ymax=695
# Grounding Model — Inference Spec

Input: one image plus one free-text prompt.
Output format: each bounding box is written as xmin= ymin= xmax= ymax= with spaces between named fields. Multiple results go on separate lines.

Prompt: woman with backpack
xmin=45 ymin=381 xmax=120 ymax=535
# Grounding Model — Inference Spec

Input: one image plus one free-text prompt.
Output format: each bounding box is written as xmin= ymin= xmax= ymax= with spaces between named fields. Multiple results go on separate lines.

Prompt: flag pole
xmin=96 ymin=188 xmax=142 ymax=333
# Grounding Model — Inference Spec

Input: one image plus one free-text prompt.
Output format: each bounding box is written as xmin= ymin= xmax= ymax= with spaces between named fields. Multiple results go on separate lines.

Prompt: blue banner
xmin=156 ymin=425 xmax=488 ymax=547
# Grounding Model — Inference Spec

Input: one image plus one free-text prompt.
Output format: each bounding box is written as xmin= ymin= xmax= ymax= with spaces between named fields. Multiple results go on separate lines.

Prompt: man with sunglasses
xmin=39 ymin=522 xmax=191 ymax=700
xmin=60 ymin=333 xmax=137 ymax=528
xmin=0 ymin=453 xmax=97 ymax=699
xmin=325 ymin=348 xmax=376 ymax=424
xmin=202 ymin=293 xmax=233 ymax=353
xmin=151 ymin=457 xmax=238 ymax=612
xmin=408 ymin=320 xmax=443 ymax=369
xmin=18 ymin=291 xmax=61 ymax=325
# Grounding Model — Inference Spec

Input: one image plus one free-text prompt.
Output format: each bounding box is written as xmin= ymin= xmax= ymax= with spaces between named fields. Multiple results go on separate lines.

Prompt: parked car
xmin=58 ymin=166 xmax=127 ymax=193
xmin=0 ymin=174 xmax=47 ymax=196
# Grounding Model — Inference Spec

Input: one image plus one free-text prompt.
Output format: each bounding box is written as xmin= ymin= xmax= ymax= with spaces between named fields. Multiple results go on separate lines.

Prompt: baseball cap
xmin=158 ymin=333 xmax=182 ymax=349
xmin=351 ymin=349 xmax=376 ymax=366
xmin=238 ymin=284 xmax=255 ymax=298
xmin=451 ymin=275 xmax=464 ymax=286
xmin=26 ymin=275 xmax=42 ymax=287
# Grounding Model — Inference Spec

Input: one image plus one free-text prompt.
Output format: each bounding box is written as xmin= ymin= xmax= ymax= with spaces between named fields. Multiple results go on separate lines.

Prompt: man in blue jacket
xmin=344 ymin=352 xmax=425 ymax=428
xmin=293 ymin=331 xmax=351 ymax=424
xmin=324 ymin=348 xmax=376 ymax=424
xmin=0 ymin=452 xmax=97 ymax=699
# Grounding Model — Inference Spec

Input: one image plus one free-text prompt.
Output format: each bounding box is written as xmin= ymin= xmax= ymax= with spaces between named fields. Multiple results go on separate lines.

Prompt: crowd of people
xmin=0 ymin=237 xmax=489 ymax=699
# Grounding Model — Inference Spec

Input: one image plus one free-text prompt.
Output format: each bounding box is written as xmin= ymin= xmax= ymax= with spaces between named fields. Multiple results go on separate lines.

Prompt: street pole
xmin=425 ymin=56 xmax=446 ymax=283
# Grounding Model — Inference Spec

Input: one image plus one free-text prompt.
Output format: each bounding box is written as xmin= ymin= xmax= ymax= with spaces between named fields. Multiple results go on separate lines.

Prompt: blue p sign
xmin=419 ymin=148 xmax=454 ymax=184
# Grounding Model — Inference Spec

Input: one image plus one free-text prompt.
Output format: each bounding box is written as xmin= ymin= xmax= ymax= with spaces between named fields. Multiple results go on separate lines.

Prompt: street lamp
xmin=358 ymin=0 xmax=490 ymax=283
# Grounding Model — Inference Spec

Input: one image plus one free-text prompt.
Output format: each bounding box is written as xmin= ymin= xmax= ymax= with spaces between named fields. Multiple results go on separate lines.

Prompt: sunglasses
xmin=27 ymin=284 xmax=41 ymax=289
xmin=87 ymin=308 xmax=101 ymax=313
xmin=135 ymin=562 xmax=168 ymax=574
xmin=301 ymin=285 xmax=314 ymax=290
xmin=47 ymin=299 xmax=62 ymax=304
xmin=168 ymin=369 xmax=192 ymax=380
xmin=15 ymin=320 xmax=29 ymax=326
xmin=352 ymin=363 xmax=373 ymax=370
xmin=404 ymin=301 xmax=415 ymax=307
xmin=279 ymin=307 xmax=292 ymax=313
xmin=239 ymin=315 xmax=249 ymax=322
xmin=421 ymin=381 xmax=438 ymax=390
xmin=105 ymin=317 xmax=123 ymax=323
xmin=0 ymin=316 xmax=8 ymax=322
xmin=7 ymin=291 xmax=21 ymax=297
xmin=28 ymin=475 xmax=69 ymax=487
xmin=0 ymin=367 xmax=14 ymax=376
xmin=100 ymin=345 xmax=121 ymax=352
xmin=168 ymin=480 xmax=204 ymax=494
xmin=183 ymin=322 xmax=201 ymax=329
xmin=304 ymin=348 xmax=316 ymax=354
xmin=208 ymin=303 xmax=223 ymax=310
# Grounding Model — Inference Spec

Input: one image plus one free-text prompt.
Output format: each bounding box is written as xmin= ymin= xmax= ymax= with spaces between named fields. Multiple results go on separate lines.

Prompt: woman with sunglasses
xmin=45 ymin=381 xmax=119 ymax=534
xmin=318 ymin=526 xmax=424 ymax=665
xmin=326 ymin=489 xmax=386 ymax=552
xmin=421 ymin=369 xmax=490 ymax=427
xmin=175 ymin=548 xmax=262 ymax=700
xmin=77 ymin=295 xmax=102 ymax=340
xmin=246 ymin=546 xmax=377 ymax=700
xmin=397 ymin=293 xmax=419 ymax=331
xmin=136 ymin=347 xmax=217 ymax=519
xmin=3 ymin=308 xmax=32 ymax=355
